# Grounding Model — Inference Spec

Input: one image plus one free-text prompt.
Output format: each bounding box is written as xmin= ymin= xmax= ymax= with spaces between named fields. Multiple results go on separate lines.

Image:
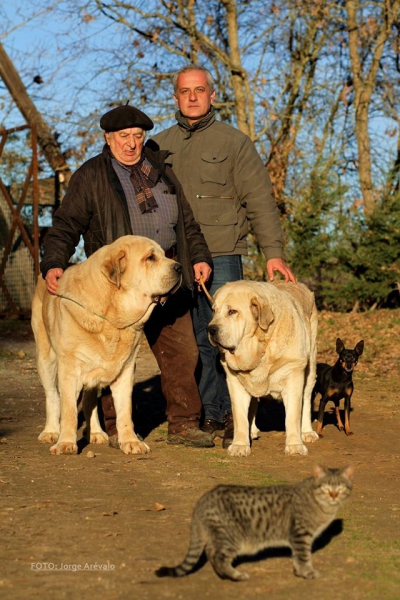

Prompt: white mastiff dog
xmin=208 ymin=280 xmax=319 ymax=457
xmin=32 ymin=235 xmax=182 ymax=456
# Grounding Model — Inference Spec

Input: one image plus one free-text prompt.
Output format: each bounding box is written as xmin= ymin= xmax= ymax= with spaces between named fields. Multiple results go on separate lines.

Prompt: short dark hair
xmin=173 ymin=65 xmax=215 ymax=93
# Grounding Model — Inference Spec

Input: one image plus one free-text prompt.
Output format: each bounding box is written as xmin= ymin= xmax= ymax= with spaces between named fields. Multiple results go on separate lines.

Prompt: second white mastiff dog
xmin=208 ymin=280 xmax=319 ymax=457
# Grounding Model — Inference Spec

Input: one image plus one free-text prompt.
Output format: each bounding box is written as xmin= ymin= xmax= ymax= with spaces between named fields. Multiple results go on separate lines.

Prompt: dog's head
xmin=100 ymin=235 xmax=182 ymax=327
xmin=336 ymin=338 xmax=364 ymax=373
xmin=208 ymin=281 xmax=274 ymax=371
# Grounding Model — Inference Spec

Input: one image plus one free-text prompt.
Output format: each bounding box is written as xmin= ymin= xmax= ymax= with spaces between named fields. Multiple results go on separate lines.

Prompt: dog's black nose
xmin=208 ymin=324 xmax=218 ymax=338
xmin=174 ymin=263 xmax=183 ymax=274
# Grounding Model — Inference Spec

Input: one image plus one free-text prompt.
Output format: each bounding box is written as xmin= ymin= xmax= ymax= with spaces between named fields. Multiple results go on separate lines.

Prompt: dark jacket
xmin=40 ymin=145 xmax=212 ymax=291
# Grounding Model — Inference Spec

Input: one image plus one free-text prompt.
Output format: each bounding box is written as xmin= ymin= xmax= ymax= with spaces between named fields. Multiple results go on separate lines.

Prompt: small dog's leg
xmin=334 ymin=400 xmax=345 ymax=431
xmin=344 ymin=394 xmax=353 ymax=435
xmin=316 ymin=395 xmax=328 ymax=437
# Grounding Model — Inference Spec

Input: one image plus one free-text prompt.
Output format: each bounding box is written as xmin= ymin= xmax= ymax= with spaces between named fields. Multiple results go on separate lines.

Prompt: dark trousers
xmin=192 ymin=255 xmax=243 ymax=422
xmin=145 ymin=289 xmax=202 ymax=433
xmin=102 ymin=288 xmax=202 ymax=435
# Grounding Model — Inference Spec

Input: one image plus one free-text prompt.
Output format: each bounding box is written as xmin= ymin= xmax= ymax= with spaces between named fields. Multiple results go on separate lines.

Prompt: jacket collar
xmin=175 ymin=106 xmax=216 ymax=136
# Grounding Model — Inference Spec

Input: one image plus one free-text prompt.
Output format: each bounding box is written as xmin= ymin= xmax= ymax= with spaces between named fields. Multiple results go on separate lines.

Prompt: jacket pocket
xmin=196 ymin=199 xmax=238 ymax=253
xmin=200 ymin=149 xmax=228 ymax=185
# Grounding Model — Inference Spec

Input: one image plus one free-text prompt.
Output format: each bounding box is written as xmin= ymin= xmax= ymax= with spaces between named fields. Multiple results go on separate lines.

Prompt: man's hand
xmin=266 ymin=258 xmax=297 ymax=283
xmin=193 ymin=262 xmax=212 ymax=284
xmin=45 ymin=268 xmax=64 ymax=294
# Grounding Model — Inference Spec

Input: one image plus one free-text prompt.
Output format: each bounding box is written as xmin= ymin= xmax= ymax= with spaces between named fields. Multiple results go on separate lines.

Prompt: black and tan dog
xmin=312 ymin=338 xmax=364 ymax=436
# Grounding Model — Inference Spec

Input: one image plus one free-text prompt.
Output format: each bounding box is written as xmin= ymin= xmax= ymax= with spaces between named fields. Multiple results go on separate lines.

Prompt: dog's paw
xmin=285 ymin=443 xmax=308 ymax=456
xmin=89 ymin=431 xmax=109 ymax=444
xmin=302 ymin=431 xmax=319 ymax=443
xmin=250 ymin=425 xmax=260 ymax=440
xmin=227 ymin=443 xmax=251 ymax=457
xmin=50 ymin=441 xmax=78 ymax=455
xmin=120 ymin=440 xmax=150 ymax=455
xmin=38 ymin=431 xmax=59 ymax=443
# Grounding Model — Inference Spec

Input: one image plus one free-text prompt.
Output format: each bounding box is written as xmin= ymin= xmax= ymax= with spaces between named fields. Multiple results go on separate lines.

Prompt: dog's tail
xmin=155 ymin=522 xmax=205 ymax=578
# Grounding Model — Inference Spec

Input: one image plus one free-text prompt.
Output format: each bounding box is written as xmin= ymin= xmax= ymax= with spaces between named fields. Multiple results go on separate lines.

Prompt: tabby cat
xmin=156 ymin=464 xmax=353 ymax=581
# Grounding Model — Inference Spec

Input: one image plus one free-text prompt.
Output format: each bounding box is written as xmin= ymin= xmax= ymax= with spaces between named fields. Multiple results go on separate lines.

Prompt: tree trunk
xmin=345 ymin=0 xmax=400 ymax=215
xmin=221 ymin=0 xmax=251 ymax=137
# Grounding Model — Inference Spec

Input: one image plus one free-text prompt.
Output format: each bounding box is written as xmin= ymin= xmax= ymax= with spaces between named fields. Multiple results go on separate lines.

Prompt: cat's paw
xmin=294 ymin=565 xmax=320 ymax=579
xmin=227 ymin=443 xmax=251 ymax=457
xmin=230 ymin=570 xmax=250 ymax=581
xmin=285 ymin=443 xmax=308 ymax=456
xmin=302 ymin=431 xmax=319 ymax=443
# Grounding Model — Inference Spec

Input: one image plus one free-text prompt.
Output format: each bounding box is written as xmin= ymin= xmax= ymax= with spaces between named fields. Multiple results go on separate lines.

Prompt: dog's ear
xmin=355 ymin=340 xmax=364 ymax=357
xmin=101 ymin=249 xmax=127 ymax=288
xmin=250 ymin=296 xmax=274 ymax=331
xmin=336 ymin=338 xmax=344 ymax=354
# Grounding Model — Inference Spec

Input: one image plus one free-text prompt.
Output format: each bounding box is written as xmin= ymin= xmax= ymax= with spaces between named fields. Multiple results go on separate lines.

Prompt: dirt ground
xmin=0 ymin=310 xmax=399 ymax=600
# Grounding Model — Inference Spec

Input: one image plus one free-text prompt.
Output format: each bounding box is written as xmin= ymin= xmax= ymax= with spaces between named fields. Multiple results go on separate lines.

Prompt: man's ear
xmin=250 ymin=296 xmax=274 ymax=331
xmin=101 ymin=249 xmax=127 ymax=288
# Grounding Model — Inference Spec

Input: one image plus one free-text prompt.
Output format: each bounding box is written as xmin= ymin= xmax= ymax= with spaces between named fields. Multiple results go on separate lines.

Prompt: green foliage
xmin=281 ymin=177 xmax=400 ymax=311
xmin=332 ymin=194 xmax=400 ymax=310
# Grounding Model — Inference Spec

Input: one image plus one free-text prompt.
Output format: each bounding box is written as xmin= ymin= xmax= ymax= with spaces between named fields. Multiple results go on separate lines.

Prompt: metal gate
xmin=0 ymin=123 xmax=40 ymax=317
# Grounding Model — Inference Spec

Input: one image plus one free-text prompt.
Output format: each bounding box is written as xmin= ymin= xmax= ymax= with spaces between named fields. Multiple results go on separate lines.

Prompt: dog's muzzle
xmin=208 ymin=324 xmax=235 ymax=353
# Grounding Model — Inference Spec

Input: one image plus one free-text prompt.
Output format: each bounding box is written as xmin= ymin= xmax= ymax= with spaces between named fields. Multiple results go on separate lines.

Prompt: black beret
xmin=100 ymin=105 xmax=154 ymax=132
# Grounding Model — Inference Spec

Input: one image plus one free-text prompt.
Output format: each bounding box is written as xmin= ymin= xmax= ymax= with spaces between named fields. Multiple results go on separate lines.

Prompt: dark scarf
xmin=107 ymin=145 xmax=160 ymax=214
xmin=128 ymin=156 xmax=159 ymax=213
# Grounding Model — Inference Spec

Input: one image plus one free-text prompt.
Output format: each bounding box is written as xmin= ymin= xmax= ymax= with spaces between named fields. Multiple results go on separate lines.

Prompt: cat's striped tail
xmin=155 ymin=523 xmax=204 ymax=578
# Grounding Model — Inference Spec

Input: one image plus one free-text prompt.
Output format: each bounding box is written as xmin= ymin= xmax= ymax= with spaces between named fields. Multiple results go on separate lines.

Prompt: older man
xmin=149 ymin=66 xmax=296 ymax=448
xmin=41 ymin=104 xmax=214 ymax=448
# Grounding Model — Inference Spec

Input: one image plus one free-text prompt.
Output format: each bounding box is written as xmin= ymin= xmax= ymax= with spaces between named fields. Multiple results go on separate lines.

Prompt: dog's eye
xmin=146 ymin=253 xmax=156 ymax=262
xmin=228 ymin=309 xmax=237 ymax=316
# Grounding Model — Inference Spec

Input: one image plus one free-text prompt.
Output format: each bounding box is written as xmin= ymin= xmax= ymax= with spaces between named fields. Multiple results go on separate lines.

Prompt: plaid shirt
xmin=112 ymin=157 xmax=178 ymax=251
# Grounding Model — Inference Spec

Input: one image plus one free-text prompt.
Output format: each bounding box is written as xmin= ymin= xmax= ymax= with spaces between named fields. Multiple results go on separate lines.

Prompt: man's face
xmin=105 ymin=128 xmax=145 ymax=165
xmin=173 ymin=70 xmax=216 ymax=125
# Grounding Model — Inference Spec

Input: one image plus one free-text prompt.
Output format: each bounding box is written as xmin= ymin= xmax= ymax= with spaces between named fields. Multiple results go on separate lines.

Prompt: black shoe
xmin=201 ymin=419 xmax=225 ymax=439
xmin=222 ymin=411 xmax=234 ymax=449
xmin=167 ymin=428 xmax=215 ymax=448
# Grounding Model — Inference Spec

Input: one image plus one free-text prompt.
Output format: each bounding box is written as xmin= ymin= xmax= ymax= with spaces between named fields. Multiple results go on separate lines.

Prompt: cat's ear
xmin=313 ymin=464 xmax=327 ymax=479
xmin=342 ymin=464 xmax=354 ymax=482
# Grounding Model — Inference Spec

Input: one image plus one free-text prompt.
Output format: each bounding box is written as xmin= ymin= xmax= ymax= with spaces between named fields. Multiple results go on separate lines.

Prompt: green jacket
xmin=149 ymin=108 xmax=284 ymax=261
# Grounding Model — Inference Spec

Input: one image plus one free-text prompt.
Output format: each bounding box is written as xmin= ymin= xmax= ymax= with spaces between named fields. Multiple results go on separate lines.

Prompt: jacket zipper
xmin=196 ymin=194 xmax=234 ymax=199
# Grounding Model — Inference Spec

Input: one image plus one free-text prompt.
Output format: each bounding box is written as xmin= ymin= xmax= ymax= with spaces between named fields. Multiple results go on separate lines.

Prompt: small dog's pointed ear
xmin=101 ymin=249 xmax=127 ymax=288
xmin=355 ymin=340 xmax=364 ymax=356
xmin=336 ymin=338 xmax=344 ymax=353
xmin=250 ymin=295 xmax=273 ymax=331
